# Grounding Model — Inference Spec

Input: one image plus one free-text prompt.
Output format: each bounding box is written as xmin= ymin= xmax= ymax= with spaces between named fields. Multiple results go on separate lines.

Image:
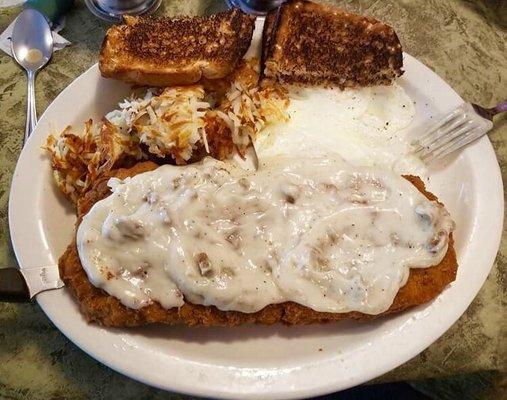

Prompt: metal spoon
xmin=11 ymin=8 xmax=53 ymax=144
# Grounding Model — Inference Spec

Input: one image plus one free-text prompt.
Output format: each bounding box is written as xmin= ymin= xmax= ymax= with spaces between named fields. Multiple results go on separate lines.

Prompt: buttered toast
xmin=99 ymin=9 xmax=255 ymax=86
xmin=262 ymin=0 xmax=403 ymax=88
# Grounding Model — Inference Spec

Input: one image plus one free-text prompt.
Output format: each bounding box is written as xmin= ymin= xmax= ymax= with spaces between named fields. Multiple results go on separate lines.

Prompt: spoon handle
xmin=24 ymin=70 xmax=37 ymax=143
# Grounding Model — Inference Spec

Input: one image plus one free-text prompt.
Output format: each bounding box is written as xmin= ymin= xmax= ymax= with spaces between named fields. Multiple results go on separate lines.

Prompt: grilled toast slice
xmin=262 ymin=0 xmax=403 ymax=88
xmin=99 ymin=9 xmax=255 ymax=87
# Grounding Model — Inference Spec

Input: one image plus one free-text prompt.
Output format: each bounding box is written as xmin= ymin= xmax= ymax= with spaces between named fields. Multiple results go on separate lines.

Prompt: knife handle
xmin=0 ymin=268 xmax=30 ymax=302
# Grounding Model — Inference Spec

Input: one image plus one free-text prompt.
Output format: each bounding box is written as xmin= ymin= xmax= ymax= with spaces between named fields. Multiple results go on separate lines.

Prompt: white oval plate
xmin=8 ymin=20 xmax=503 ymax=400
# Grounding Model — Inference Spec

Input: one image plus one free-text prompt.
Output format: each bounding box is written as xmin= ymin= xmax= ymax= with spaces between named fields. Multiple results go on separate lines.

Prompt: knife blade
xmin=0 ymin=265 xmax=64 ymax=302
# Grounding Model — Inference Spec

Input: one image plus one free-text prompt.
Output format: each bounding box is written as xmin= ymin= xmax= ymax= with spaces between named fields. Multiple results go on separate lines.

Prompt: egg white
xmin=256 ymin=83 xmax=424 ymax=175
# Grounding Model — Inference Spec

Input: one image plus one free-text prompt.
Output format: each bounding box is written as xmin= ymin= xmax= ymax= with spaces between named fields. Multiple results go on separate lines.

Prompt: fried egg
xmin=256 ymin=83 xmax=424 ymax=175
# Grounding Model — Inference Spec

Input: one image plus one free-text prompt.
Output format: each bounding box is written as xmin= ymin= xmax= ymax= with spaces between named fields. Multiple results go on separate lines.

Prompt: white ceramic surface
xmin=8 ymin=22 xmax=503 ymax=400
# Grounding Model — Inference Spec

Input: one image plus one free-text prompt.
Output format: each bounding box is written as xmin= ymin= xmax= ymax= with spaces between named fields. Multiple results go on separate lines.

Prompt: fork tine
xmin=413 ymin=108 xmax=463 ymax=144
xmin=440 ymin=126 xmax=486 ymax=156
xmin=421 ymin=126 xmax=485 ymax=163
xmin=412 ymin=113 xmax=468 ymax=156
xmin=412 ymin=102 xmax=494 ymax=164
xmin=416 ymin=120 xmax=476 ymax=159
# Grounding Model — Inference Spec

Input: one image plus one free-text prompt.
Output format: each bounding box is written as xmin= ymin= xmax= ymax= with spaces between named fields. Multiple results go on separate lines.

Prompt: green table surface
xmin=0 ymin=1 xmax=505 ymax=399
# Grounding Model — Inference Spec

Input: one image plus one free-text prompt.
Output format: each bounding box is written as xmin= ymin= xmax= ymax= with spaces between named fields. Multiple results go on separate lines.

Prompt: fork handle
xmin=494 ymin=100 xmax=507 ymax=115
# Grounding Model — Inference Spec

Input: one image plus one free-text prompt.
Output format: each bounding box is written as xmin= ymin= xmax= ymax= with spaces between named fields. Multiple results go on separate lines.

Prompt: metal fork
xmin=411 ymin=100 xmax=507 ymax=164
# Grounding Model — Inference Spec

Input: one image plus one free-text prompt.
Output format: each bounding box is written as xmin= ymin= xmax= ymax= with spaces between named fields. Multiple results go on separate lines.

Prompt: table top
xmin=0 ymin=0 xmax=505 ymax=398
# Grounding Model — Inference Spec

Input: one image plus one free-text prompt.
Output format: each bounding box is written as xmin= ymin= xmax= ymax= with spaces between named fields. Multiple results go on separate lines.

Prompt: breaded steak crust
xmin=59 ymin=162 xmax=457 ymax=327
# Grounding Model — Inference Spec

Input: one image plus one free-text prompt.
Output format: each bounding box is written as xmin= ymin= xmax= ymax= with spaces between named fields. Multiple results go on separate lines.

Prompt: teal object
xmin=25 ymin=0 xmax=74 ymax=24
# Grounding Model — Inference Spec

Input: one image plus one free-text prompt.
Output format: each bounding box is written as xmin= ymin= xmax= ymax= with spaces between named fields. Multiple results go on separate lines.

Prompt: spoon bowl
xmin=11 ymin=8 xmax=53 ymax=143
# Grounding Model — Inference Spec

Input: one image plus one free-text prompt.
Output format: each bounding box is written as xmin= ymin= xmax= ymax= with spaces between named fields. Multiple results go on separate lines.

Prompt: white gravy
xmin=77 ymin=157 xmax=454 ymax=314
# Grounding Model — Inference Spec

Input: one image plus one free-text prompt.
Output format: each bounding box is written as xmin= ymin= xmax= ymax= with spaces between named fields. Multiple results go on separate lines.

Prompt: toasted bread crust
xmin=260 ymin=9 xmax=278 ymax=81
xmin=99 ymin=9 xmax=255 ymax=86
xmin=59 ymin=162 xmax=458 ymax=327
xmin=262 ymin=0 xmax=403 ymax=88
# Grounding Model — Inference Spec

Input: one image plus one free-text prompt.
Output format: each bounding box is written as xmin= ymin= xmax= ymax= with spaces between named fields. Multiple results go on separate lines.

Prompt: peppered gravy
xmin=77 ymin=156 xmax=454 ymax=314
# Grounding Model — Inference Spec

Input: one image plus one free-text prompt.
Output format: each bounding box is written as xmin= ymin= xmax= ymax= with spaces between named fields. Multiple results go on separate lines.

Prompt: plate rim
xmin=7 ymin=56 xmax=504 ymax=399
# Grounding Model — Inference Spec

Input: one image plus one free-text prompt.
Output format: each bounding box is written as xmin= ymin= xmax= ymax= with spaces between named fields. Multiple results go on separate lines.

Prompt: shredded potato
xmin=216 ymin=81 xmax=289 ymax=153
xmin=44 ymin=59 xmax=290 ymax=204
xmin=133 ymin=86 xmax=210 ymax=164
